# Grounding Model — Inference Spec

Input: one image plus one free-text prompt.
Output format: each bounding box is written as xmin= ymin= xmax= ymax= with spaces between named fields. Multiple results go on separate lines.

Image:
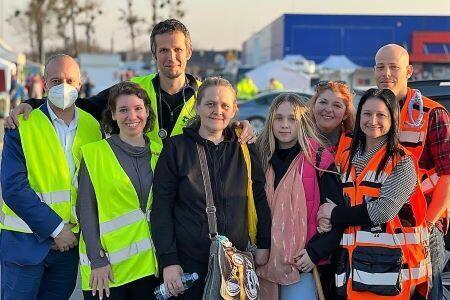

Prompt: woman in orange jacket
xmin=317 ymin=88 xmax=430 ymax=299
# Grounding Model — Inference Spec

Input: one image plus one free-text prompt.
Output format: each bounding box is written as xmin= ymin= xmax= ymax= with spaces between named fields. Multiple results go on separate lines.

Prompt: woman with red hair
xmin=310 ymin=81 xmax=355 ymax=152
xmin=309 ymin=81 xmax=356 ymax=298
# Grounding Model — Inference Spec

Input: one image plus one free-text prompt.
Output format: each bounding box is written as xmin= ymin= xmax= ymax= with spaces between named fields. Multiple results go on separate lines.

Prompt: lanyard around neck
xmin=157 ymin=75 xmax=190 ymax=139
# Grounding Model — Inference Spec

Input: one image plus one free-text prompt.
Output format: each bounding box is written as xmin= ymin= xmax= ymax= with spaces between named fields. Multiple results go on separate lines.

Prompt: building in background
xmin=242 ymin=14 xmax=450 ymax=78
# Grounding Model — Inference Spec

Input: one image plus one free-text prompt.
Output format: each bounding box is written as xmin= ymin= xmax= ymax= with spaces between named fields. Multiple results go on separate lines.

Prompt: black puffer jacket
xmin=151 ymin=126 xmax=271 ymax=270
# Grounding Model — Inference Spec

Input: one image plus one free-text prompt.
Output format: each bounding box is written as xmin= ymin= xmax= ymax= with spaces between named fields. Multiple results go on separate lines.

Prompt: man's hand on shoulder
xmin=5 ymin=103 xmax=33 ymax=129
xmin=234 ymin=120 xmax=257 ymax=144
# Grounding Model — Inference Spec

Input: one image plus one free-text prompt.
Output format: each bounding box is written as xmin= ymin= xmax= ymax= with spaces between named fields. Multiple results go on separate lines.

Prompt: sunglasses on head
xmin=315 ymin=81 xmax=351 ymax=93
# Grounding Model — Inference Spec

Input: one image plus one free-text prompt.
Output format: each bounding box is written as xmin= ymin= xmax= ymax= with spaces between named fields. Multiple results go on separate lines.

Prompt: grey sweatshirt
xmin=76 ymin=134 xmax=153 ymax=268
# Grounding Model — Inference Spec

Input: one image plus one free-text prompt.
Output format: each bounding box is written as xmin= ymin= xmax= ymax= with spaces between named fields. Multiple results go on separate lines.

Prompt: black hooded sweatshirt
xmin=151 ymin=126 xmax=271 ymax=271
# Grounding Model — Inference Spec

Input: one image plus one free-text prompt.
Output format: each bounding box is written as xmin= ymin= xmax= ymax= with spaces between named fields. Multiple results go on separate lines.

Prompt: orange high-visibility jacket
xmin=334 ymin=143 xmax=430 ymax=299
xmin=399 ymin=88 xmax=447 ymax=194
xmin=399 ymin=88 xmax=448 ymax=225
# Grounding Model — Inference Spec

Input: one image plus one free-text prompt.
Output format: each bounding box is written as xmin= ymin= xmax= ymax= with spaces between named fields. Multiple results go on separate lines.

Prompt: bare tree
xmin=119 ymin=0 xmax=145 ymax=59
xmin=9 ymin=0 xmax=58 ymax=64
xmin=52 ymin=0 xmax=72 ymax=50
xmin=77 ymin=0 xmax=102 ymax=52
xmin=50 ymin=0 xmax=102 ymax=55
xmin=150 ymin=0 xmax=184 ymax=30
xmin=7 ymin=10 xmax=35 ymax=58
xmin=67 ymin=0 xmax=79 ymax=56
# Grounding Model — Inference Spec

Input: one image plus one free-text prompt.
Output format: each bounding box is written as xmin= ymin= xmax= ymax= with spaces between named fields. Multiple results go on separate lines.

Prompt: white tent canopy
xmin=318 ymin=55 xmax=360 ymax=71
xmin=245 ymin=60 xmax=310 ymax=91
xmin=283 ymin=54 xmax=306 ymax=64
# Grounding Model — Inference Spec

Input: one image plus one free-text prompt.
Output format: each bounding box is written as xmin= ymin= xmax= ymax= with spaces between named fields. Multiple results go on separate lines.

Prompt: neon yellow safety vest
xmin=79 ymin=139 xmax=159 ymax=290
xmin=131 ymin=73 xmax=201 ymax=154
xmin=0 ymin=108 xmax=102 ymax=233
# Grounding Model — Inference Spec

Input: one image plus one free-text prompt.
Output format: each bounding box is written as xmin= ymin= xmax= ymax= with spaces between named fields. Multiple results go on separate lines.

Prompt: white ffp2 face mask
xmin=47 ymin=83 xmax=78 ymax=110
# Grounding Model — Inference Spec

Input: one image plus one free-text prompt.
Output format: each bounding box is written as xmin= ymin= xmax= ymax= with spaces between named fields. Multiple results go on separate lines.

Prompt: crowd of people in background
xmin=1 ymin=18 xmax=449 ymax=300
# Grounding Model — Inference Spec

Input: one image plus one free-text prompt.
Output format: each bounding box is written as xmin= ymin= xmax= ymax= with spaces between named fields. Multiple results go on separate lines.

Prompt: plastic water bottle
xmin=154 ymin=272 xmax=199 ymax=300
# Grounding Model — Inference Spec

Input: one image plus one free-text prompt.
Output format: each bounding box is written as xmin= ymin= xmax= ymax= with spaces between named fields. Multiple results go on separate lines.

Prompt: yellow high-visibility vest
xmin=131 ymin=73 xmax=201 ymax=154
xmin=79 ymin=139 xmax=159 ymax=290
xmin=1 ymin=108 xmax=102 ymax=233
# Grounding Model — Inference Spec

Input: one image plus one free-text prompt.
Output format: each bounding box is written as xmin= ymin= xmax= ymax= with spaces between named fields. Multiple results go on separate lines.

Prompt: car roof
xmin=408 ymin=80 xmax=450 ymax=99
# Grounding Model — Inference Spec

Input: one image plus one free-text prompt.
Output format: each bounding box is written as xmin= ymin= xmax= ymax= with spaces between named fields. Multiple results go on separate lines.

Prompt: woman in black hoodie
xmin=151 ymin=77 xmax=272 ymax=299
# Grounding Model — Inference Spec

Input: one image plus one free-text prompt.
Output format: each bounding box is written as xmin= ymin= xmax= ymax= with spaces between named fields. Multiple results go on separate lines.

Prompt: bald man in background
xmin=0 ymin=54 xmax=102 ymax=300
xmin=375 ymin=44 xmax=450 ymax=299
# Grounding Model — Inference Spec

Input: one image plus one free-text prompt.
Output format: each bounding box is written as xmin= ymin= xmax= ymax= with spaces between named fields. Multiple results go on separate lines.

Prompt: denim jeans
xmin=429 ymin=225 xmax=445 ymax=300
xmin=280 ymin=272 xmax=318 ymax=300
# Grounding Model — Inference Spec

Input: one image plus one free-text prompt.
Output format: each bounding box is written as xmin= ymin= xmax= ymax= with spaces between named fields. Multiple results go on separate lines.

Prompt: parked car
xmin=237 ymin=90 xmax=312 ymax=133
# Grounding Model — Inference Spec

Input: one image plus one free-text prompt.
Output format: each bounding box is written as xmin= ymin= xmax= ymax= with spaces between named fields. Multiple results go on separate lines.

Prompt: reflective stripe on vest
xmin=340 ymin=227 xmax=427 ymax=246
xmin=398 ymin=131 xmax=426 ymax=144
xmin=422 ymin=172 xmax=440 ymax=194
xmin=37 ymin=190 xmax=71 ymax=205
xmin=336 ymin=272 xmax=347 ymax=288
xmin=0 ymin=212 xmax=32 ymax=232
xmin=79 ymin=140 xmax=159 ymax=290
xmin=353 ymin=269 xmax=399 ymax=286
xmin=1 ymin=108 xmax=101 ymax=233
xmin=401 ymin=259 xmax=430 ymax=281
xmin=337 ymin=261 xmax=429 ymax=289
xmin=99 ymin=209 xmax=145 ymax=235
xmin=79 ymin=237 xmax=154 ymax=266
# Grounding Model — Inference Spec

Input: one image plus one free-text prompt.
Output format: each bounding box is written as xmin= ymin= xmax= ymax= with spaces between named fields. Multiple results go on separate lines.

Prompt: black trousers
xmin=83 ymin=275 xmax=160 ymax=300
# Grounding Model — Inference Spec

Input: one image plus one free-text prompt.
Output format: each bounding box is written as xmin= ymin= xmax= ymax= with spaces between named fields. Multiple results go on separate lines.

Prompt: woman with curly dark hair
xmin=76 ymin=81 xmax=160 ymax=299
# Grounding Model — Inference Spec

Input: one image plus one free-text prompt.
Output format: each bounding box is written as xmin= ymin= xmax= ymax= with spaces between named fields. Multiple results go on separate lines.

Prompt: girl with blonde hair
xmin=256 ymin=93 xmax=344 ymax=299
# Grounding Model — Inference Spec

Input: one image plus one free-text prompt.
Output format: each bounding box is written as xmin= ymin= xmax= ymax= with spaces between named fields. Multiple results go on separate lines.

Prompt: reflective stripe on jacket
xmin=334 ymin=143 xmax=430 ymax=299
xmin=399 ymin=88 xmax=448 ymax=232
xmin=78 ymin=139 xmax=159 ymax=290
xmin=1 ymin=108 xmax=101 ymax=233
xmin=399 ymin=88 xmax=446 ymax=196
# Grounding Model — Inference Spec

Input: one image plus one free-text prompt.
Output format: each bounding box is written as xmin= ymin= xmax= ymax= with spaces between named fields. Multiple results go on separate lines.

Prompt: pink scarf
xmin=257 ymin=153 xmax=308 ymax=286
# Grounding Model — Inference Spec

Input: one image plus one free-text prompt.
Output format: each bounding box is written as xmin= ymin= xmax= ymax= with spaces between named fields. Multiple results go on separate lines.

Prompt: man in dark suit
xmin=0 ymin=54 xmax=102 ymax=300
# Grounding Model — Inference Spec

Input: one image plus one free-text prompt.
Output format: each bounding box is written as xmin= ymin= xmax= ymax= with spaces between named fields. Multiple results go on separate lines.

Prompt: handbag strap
xmin=196 ymin=143 xmax=218 ymax=241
